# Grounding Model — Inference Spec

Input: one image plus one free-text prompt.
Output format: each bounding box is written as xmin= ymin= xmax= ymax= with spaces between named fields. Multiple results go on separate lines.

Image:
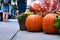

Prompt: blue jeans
xmin=18 ymin=3 xmax=26 ymax=13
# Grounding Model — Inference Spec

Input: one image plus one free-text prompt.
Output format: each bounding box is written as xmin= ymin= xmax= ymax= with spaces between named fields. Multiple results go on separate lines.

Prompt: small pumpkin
xmin=26 ymin=15 xmax=42 ymax=31
xmin=29 ymin=1 xmax=41 ymax=12
xmin=42 ymin=14 xmax=58 ymax=34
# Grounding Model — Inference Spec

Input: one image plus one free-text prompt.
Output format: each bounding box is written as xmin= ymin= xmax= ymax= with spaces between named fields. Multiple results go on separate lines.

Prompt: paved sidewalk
xmin=0 ymin=19 xmax=19 ymax=40
xmin=12 ymin=31 xmax=60 ymax=40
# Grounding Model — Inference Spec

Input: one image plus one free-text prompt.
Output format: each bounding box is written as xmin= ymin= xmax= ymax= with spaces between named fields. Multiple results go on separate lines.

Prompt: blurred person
xmin=1 ymin=0 xmax=11 ymax=22
xmin=17 ymin=0 xmax=26 ymax=14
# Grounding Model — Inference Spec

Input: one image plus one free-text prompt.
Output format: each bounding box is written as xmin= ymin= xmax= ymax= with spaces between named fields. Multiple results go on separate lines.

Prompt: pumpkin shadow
xmin=44 ymin=32 xmax=60 ymax=35
xmin=27 ymin=30 xmax=43 ymax=33
xmin=27 ymin=28 xmax=43 ymax=33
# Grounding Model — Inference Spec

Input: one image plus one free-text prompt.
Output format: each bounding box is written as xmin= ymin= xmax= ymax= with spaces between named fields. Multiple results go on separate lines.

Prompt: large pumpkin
xmin=26 ymin=15 xmax=42 ymax=31
xmin=42 ymin=14 xmax=58 ymax=34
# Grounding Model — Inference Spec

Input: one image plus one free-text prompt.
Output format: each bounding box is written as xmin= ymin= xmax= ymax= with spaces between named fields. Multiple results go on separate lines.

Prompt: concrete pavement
xmin=0 ymin=19 xmax=19 ymax=40
xmin=12 ymin=31 xmax=60 ymax=40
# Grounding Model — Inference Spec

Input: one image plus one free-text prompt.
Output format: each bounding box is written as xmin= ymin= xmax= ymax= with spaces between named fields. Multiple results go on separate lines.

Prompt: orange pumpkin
xmin=29 ymin=1 xmax=41 ymax=12
xmin=42 ymin=14 xmax=58 ymax=34
xmin=26 ymin=15 xmax=42 ymax=31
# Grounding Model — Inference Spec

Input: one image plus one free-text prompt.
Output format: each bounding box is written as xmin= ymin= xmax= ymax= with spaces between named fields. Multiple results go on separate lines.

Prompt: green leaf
xmin=54 ymin=22 xmax=60 ymax=28
xmin=17 ymin=12 xmax=34 ymax=22
xmin=54 ymin=16 xmax=60 ymax=28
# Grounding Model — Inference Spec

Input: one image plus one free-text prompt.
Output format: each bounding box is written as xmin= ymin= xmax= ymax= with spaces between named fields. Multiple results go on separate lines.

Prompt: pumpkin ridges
xmin=42 ymin=14 xmax=58 ymax=34
xmin=26 ymin=15 xmax=33 ymax=31
xmin=42 ymin=14 xmax=50 ymax=33
xmin=35 ymin=15 xmax=42 ymax=31
xmin=29 ymin=15 xmax=36 ymax=31
xmin=26 ymin=15 xmax=35 ymax=31
xmin=26 ymin=15 xmax=42 ymax=31
xmin=48 ymin=14 xmax=58 ymax=33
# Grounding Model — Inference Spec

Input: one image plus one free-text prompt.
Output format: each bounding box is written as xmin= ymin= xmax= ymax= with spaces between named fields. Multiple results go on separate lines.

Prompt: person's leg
xmin=3 ymin=12 xmax=6 ymax=21
xmin=3 ymin=11 xmax=8 ymax=22
xmin=5 ymin=12 xmax=8 ymax=22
